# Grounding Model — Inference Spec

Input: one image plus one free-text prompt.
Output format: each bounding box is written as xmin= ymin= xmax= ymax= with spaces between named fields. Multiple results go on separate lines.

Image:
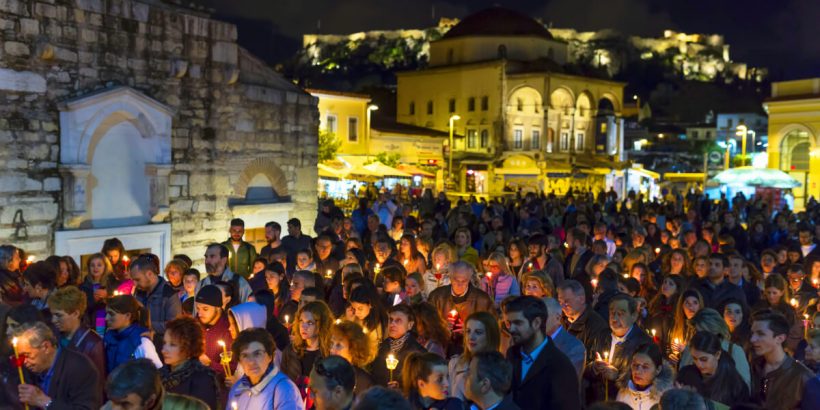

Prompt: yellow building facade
xmin=764 ymin=78 xmax=820 ymax=209
xmin=307 ymin=89 xmax=373 ymax=156
xmin=396 ymin=7 xmax=627 ymax=195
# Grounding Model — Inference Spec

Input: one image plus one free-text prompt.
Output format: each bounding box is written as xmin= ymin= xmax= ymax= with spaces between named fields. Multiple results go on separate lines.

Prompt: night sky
xmin=199 ymin=0 xmax=819 ymax=81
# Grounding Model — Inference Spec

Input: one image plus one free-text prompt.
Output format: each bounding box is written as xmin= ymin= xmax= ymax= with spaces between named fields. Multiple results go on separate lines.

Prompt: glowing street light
xmin=366 ymin=104 xmax=379 ymax=144
xmin=448 ymin=114 xmax=461 ymax=183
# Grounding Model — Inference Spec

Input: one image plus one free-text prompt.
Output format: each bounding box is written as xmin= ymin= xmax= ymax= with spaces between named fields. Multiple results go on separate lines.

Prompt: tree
xmin=367 ymin=151 xmax=401 ymax=167
xmin=318 ymin=130 xmax=340 ymax=162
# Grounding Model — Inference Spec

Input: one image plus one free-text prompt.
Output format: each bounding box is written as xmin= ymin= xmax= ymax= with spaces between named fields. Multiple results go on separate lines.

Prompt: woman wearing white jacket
xmin=615 ymin=343 xmax=674 ymax=410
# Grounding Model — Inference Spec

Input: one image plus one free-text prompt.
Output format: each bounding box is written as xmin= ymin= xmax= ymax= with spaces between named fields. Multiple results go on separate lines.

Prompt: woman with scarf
xmin=160 ymin=316 xmax=221 ymax=409
xmin=372 ymin=304 xmax=426 ymax=387
xmin=103 ymin=295 xmax=162 ymax=373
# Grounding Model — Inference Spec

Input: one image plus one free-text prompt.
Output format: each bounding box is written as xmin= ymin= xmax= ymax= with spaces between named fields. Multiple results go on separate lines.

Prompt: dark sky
xmin=201 ymin=0 xmax=819 ymax=80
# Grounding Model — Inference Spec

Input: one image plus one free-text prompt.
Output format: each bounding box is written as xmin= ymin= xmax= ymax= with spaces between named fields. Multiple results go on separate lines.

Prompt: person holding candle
xmin=103 ymin=294 xmax=162 ymax=373
xmin=505 ymin=239 xmax=528 ymax=278
xmin=427 ymin=262 xmax=494 ymax=342
xmin=678 ymin=308 xmax=751 ymax=388
xmin=372 ymin=304 xmax=426 ymax=387
xmin=504 ymin=295 xmax=581 ymax=409
xmin=246 ymin=257 xmax=270 ymax=292
xmin=412 ymin=302 xmax=450 ymax=358
xmin=280 ymin=301 xmax=334 ymax=404
xmin=402 ymin=352 xmax=463 ymax=410
xmin=228 ymin=328 xmax=305 ymax=409
xmin=676 ymin=330 xmax=749 ymax=407
xmin=668 ymin=289 xmax=704 ymax=362
xmin=754 ymin=274 xmax=803 ymax=352
xmin=787 ymin=264 xmax=815 ymax=315
xmin=160 ymin=316 xmax=221 ymax=409
xmin=13 ymin=321 xmax=102 ymax=409
xmin=448 ymin=311 xmax=500 ymax=401
xmin=330 ymin=320 xmax=375 ymax=395
xmin=557 ymin=279 xmax=609 ymax=360
xmin=646 ymin=275 xmax=683 ymax=350
xmin=102 ymin=237 xmax=128 ymax=280
xmin=406 ymin=272 xmax=426 ymax=305
xmin=46 ymin=286 xmax=106 ymax=388
xmin=481 ymin=252 xmax=520 ymax=304
xmin=196 ymin=285 xmax=236 ymax=379
xmin=349 ymin=283 xmax=387 ymax=351
xmin=397 ymin=234 xmax=427 ymax=275
xmin=586 ymin=294 xmax=652 ymax=403
xmin=422 ymin=243 xmax=455 ymax=296
xmin=615 ymin=342 xmax=673 ymax=410
xmin=382 ymin=265 xmax=408 ymax=307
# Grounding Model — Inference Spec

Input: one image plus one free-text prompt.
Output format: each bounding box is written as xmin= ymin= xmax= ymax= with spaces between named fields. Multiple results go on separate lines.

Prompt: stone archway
xmin=234 ymin=158 xmax=290 ymax=201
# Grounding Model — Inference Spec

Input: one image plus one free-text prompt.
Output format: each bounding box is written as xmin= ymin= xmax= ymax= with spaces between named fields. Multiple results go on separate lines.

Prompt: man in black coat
xmin=15 ymin=321 xmax=101 ymax=410
xmin=464 ymin=351 xmax=521 ymax=410
xmin=564 ymin=228 xmax=594 ymax=281
xmin=557 ymin=279 xmax=608 ymax=359
xmin=371 ymin=304 xmax=426 ymax=387
xmin=503 ymin=295 xmax=581 ymax=410
xmin=585 ymin=293 xmax=653 ymax=403
xmin=691 ymin=253 xmax=747 ymax=310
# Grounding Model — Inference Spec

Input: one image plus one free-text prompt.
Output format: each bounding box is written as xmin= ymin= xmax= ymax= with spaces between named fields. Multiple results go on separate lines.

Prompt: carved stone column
xmin=145 ymin=164 xmax=173 ymax=223
xmin=58 ymin=164 xmax=90 ymax=228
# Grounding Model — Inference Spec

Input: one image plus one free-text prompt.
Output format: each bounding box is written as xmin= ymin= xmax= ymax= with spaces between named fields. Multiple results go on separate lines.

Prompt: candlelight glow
xmin=790 ymin=298 xmax=799 ymax=308
xmin=12 ymin=337 xmax=18 ymax=347
xmin=449 ymin=309 xmax=458 ymax=317
xmin=335 ymin=319 xmax=342 ymax=324
xmin=386 ymin=353 xmax=399 ymax=370
xmin=26 ymin=255 xmax=35 ymax=263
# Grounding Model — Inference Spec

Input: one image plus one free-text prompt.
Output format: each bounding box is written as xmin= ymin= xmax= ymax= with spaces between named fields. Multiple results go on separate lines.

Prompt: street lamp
xmin=735 ymin=124 xmax=748 ymax=166
xmin=448 ymin=114 xmax=461 ymax=183
xmin=366 ymin=104 xmax=379 ymax=145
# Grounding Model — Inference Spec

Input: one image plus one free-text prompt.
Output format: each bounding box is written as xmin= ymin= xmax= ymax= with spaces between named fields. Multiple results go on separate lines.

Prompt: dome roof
xmin=441 ymin=7 xmax=553 ymax=41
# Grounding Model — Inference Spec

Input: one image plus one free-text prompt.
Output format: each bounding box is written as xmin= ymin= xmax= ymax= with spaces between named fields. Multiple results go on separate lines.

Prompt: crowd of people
xmin=1 ymin=187 xmax=820 ymax=410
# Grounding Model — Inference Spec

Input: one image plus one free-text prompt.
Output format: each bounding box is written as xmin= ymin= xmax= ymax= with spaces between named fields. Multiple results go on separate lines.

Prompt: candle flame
xmin=591 ymin=279 xmax=598 ymax=288
xmin=26 ymin=255 xmax=35 ymax=263
xmin=335 ymin=319 xmax=341 ymax=324
xmin=651 ymin=329 xmax=656 ymax=337
xmin=436 ymin=263 xmax=441 ymax=270
xmin=623 ymin=273 xmax=629 ymax=279
xmin=790 ymin=298 xmax=799 ymax=307
xmin=362 ymin=327 xmax=368 ymax=334
xmin=403 ymin=259 xmax=409 ymax=266
xmin=12 ymin=337 xmax=18 ymax=346
xmin=218 ymin=340 xmax=226 ymax=347
xmin=284 ymin=315 xmax=289 ymax=324
xmin=655 ymin=248 xmax=661 ymax=254
xmin=450 ymin=309 xmax=458 ymax=317
xmin=486 ymin=272 xmax=492 ymax=278
xmin=231 ymin=401 xmax=238 ymax=410
xmin=122 ymin=255 xmax=129 ymax=262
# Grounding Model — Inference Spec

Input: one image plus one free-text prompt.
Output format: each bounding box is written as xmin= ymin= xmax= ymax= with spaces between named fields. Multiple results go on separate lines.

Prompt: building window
xmin=449 ymin=98 xmax=456 ymax=113
xmin=468 ymin=97 xmax=475 ymax=112
xmin=427 ymin=100 xmax=433 ymax=115
xmin=481 ymin=96 xmax=489 ymax=111
xmin=706 ymin=131 xmax=712 ymax=138
xmin=409 ymin=102 xmax=415 ymax=115
xmin=546 ymin=131 xmax=554 ymax=153
xmin=480 ymin=129 xmax=489 ymax=148
xmin=531 ymin=130 xmax=541 ymax=150
xmin=560 ymin=131 xmax=569 ymax=151
xmin=467 ymin=129 xmax=477 ymax=149
xmin=727 ymin=118 xmax=733 ymax=128
xmin=348 ymin=117 xmax=358 ymax=142
xmin=517 ymin=98 xmax=524 ymax=111
xmin=513 ymin=128 xmax=523 ymax=149
xmin=326 ymin=114 xmax=337 ymax=134
xmin=692 ymin=130 xmax=699 ymax=139
xmin=575 ymin=132 xmax=584 ymax=151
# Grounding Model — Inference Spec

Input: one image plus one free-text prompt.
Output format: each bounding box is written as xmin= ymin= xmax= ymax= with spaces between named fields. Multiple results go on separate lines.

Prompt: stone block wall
xmin=0 ymin=0 xmax=318 ymax=263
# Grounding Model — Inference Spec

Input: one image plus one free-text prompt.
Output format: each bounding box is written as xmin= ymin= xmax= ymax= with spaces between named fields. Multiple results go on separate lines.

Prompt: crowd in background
xmin=1 ymin=187 xmax=820 ymax=410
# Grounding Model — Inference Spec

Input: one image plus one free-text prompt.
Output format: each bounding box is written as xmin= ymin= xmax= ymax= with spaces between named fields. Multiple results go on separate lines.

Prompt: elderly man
xmin=464 ymin=351 xmax=520 ymax=410
xmin=543 ymin=297 xmax=585 ymax=379
xmin=196 ymin=243 xmax=253 ymax=304
xmin=428 ymin=261 xmax=494 ymax=337
xmin=14 ymin=321 xmax=101 ymax=409
xmin=131 ymin=254 xmax=181 ymax=347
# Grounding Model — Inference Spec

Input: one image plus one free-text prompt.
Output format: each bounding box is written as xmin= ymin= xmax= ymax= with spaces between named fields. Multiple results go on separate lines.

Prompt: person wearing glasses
xmin=13 ymin=321 xmax=102 ymax=409
xmin=227 ymin=328 xmax=304 ymax=409
xmin=308 ymin=355 xmax=356 ymax=410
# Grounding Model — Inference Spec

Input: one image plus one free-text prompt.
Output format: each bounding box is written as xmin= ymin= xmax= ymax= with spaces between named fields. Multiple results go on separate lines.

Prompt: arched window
xmin=480 ymin=129 xmax=489 ymax=148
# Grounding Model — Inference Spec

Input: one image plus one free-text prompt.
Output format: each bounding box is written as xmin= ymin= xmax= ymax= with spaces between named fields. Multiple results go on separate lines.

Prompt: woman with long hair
xmin=103 ymin=294 xmax=162 ymax=373
xmin=629 ymin=262 xmax=658 ymax=300
xmin=281 ymin=300 xmax=333 ymax=405
xmin=676 ymin=331 xmax=750 ymax=406
xmin=664 ymin=249 xmax=691 ymax=278
xmin=349 ymin=283 xmax=388 ymax=356
xmin=0 ymin=245 xmax=26 ymax=306
xmin=397 ymin=234 xmax=427 ymax=275
xmin=647 ymin=275 xmax=683 ymax=351
xmin=447 ymin=311 xmax=500 ymax=401
xmin=263 ymin=262 xmax=291 ymax=318
xmin=615 ymin=343 xmax=674 ymax=410
xmin=101 ymin=237 xmax=129 ymax=280
xmin=722 ymin=298 xmax=753 ymax=358
xmin=402 ymin=352 xmax=463 ymax=410
xmin=160 ymin=316 xmax=220 ymax=409
xmin=481 ymin=252 xmax=520 ymax=304
xmin=754 ymin=274 xmax=802 ymax=351
xmin=79 ymin=253 xmax=114 ymax=335
xmin=668 ymin=289 xmax=704 ymax=362
xmin=330 ymin=320 xmax=375 ymax=394
xmin=520 ymin=270 xmax=555 ymax=298
xmin=412 ymin=302 xmax=451 ymax=358
xmin=406 ymin=272 xmax=426 ymax=304
xmin=679 ymin=308 xmax=751 ymax=387
xmin=506 ymin=239 xmax=528 ymax=277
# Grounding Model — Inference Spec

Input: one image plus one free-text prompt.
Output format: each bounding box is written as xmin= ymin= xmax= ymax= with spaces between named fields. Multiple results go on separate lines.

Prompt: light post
xmin=735 ymin=124 xmax=748 ymax=166
xmin=366 ymin=104 xmax=379 ymax=145
xmin=748 ymin=129 xmax=756 ymax=154
xmin=448 ymin=114 xmax=460 ymax=183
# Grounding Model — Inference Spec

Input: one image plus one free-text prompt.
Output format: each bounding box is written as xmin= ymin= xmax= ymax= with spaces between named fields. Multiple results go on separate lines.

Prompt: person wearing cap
xmin=195 ymin=284 xmax=236 ymax=379
xmin=631 ymin=225 xmax=652 ymax=256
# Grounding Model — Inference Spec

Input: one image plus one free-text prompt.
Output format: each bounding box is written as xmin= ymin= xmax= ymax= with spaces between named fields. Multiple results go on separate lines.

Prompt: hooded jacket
xmin=229 ymin=302 xmax=267 ymax=332
xmin=615 ymin=362 xmax=674 ymax=410
xmin=227 ymin=364 xmax=304 ymax=410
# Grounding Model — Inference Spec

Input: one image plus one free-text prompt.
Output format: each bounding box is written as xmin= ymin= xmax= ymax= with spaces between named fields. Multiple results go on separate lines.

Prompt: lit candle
xmin=25 ymin=255 xmax=35 ymax=263
xmin=591 ymin=278 xmax=598 ymax=289
xmin=623 ymin=273 xmax=629 ymax=279
xmin=435 ymin=263 xmax=441 ymax=271
xmin=231 ymin=402 xmax=238 ymax=410
xmin=813 ymin=278 xmax=819 ymax=288
xmin=386 ymin=353 xmax=399 ymax=382
xmin=528 ymin=262 xmax=533 ymax=271
xmin=335 ymin=318 xmax=342 ymax=325
xmin=284 ymin=315 xmax=290 ymax=325
xmin=403 ymin=259 xmax=409 ymax=267
xmin=218 ymin=340 xmax=228 ymax=356
xmin=12 ymin=338 xmax=30 ymax=410
xmin=217 ymin=339 xmax=232 ymax=376
xmin=673 ymin=337 xmax=681 ymax=353
xmin=655 ymin=247 xmax=661 ymax=254
xmin=325 ymin=269 xmax=333 ymax=279
xmin=449 ymin=309 xmax=458 ymax=318
xmin=804 ymin=314 xmax=810 ymax=339
xmin=362 ymin=326 xmax=368 ymax=334
xmin=374 ymin=263 xmax=381 ymax=274
xmin=603 ymin=351 xmax=609 ymax=363
xmin=790 ymin=298 xmax=799 ymax=308
xmin=651 ymin=328 xmax=659 ymax=344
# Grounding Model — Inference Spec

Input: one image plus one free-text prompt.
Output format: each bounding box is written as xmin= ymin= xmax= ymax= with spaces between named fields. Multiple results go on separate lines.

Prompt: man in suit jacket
xmin=558 ymin=279 xmax=608 ymax=358
xmin=15 ymin=321 xmax=102 ymax=410
xmin=503 ymin=295 xmax=581 ymax=410
xmin=584 ymin=293 xmax=652 ymax=403
xmin=544 ymin=297 xmax=585 ymax=379
xmin=464 ymin=351 xmax=521 ymax=410
xmin=565 ymin=228 xmax=593 ymax=280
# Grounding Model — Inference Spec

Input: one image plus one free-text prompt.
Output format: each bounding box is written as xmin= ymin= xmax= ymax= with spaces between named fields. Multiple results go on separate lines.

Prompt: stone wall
xmin=0 ymin=0 xmax=318 ymax=264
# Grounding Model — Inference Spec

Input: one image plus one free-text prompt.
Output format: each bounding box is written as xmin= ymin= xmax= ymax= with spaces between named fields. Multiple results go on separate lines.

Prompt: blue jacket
xmin=104 ymin=324 xmax=148 ymax=373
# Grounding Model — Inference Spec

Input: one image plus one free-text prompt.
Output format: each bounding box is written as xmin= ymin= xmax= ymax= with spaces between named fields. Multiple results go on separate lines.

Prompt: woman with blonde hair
xmin=678 ymin=308 xmax=751 ymax=388
xmin=280 ymin=300 xmax=334 ymax=403
xmin=79 ymin=252 xmax=114 ymax=335
xmin=163 ymin=259 xmax=188 ymax=293
xmin=520 ymin=270 xmax=555 ymax=298
xmin=423 ymin=242 xmax=456 ymax=295
xmin=480 ymin=252 xmax=520 ymax=303
xmin=330 ymin=320 xmax=375 ymax=395
xmin=447 ymin=311 xmax=500 ymax=400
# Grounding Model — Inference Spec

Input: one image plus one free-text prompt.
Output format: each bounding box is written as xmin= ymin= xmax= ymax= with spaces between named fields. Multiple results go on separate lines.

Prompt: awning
xmin=397 ymin=164 xmax=435 ymax=178
xmin=664 ymin=173 xmax=705 ymax=182
xmin=318 ymin=163 xmax=345 ymax=180
xmin=630 ymin=167 xmax=661 ymax=180
xmin=712 ymin=167 xmax=801 ymax=188
xmin=359 ymin=161 xmax=412 ymax=178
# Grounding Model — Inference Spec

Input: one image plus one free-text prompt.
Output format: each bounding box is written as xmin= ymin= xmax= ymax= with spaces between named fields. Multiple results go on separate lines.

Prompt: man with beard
xmin=196 ymin=284 xmax=236 ymax=379
xmin=260 ymin=221 xmax=283 ymax=263
xmin=564 ymin=228 xmax=593 ymax=282
xmin=282 ymin=218 xmax=313 ymax=274
xmin=526 ymin=234 xmax=564 ymax=287
xmin=221 ymin=218 xmax=258 ymax=279
xmin=196 ymin=243 xmax=252 ymax=304
xmin=131 ymin=254 xmax=181 ymax=348
xmin=503 ymin=295 xmax=580 ymax=409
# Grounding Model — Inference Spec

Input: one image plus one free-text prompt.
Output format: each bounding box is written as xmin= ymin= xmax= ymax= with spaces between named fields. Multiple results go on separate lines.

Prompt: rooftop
xmin=440 ymin=7 xmax=553 ymax=41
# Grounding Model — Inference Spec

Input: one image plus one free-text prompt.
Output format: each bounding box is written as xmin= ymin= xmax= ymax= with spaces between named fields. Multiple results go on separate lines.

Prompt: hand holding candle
xmin=804 ymin=313 xmax=810 ymax=339
xmin=12 ymin=337 xmax=29 ymax=410
xmin=217 ymin=340 xmax=233 ymax=377
xmin=386 ymin=353 xmax=399 ymax=382
xmin=325 ymin=269 xmax=333 ymax=279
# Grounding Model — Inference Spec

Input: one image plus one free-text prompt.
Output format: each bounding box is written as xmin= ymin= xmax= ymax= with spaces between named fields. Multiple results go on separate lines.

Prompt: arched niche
xmin=58 ymin=86 xmax=174 ymax=229
xmin=230 ymin=158 xmax=294 ymax=229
